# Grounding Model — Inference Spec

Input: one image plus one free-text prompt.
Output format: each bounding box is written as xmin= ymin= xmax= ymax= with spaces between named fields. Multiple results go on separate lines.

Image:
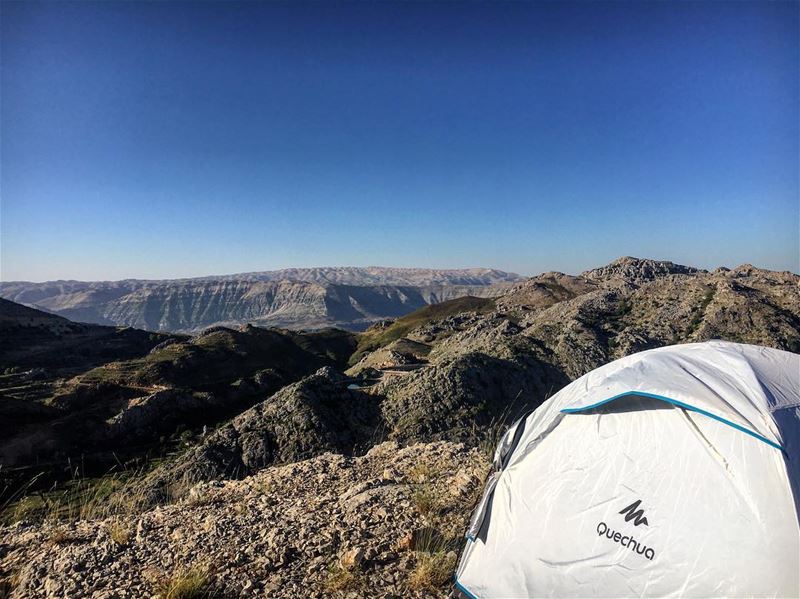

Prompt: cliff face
xmin=0 ymin=268 xmax=521 ymax=332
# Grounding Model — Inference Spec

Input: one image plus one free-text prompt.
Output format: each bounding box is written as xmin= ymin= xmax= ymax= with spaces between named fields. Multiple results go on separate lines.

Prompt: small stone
xmin=451 ymin=471 xmax=478 ymax=496
xmin=395 ymin=531 xmax=413 ymax=552
xmin=340 ymin=547 xmax=365 ymax=569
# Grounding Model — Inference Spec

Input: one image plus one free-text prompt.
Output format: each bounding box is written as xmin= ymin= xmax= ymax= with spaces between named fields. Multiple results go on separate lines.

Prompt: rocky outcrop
xmin=581 ymin=256 xmax=703 ymax=283
xmin=105 ymin=390 xmax=224 ymax=439
xmin=144 ymin=367 xmax=383 ymax=496
xmin=520 ymin=266 xmax=800 ymax=374
xmin=346 ymin=338 xmax=430 ymax=375
xmin=363 ymin=260 xmax=800 ymax=452
xmin=377 ymin=330 xmax=568 ymax=444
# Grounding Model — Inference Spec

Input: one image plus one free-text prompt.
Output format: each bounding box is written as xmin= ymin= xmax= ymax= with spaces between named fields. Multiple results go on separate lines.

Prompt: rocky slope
xmin=140 ymin=367 xmax=383 ymax=498
xmin=0 ymin=267 xmax=522 ymax=333
xmin=1 ymin=441 xmax=486 ymax=598
xmin=1 ymin=257 xmax=798 ymax=598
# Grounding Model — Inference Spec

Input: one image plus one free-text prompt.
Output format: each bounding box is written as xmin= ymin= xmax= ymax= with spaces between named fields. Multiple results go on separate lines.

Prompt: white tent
xmin=456 ymin=341 xmax=800 ymax=598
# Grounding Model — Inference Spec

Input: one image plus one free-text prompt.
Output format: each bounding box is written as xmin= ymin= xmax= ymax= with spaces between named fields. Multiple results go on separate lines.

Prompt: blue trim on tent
xmin=454 ymin=578 xmax=480 ymax=599
xmin=560 ymin=391 xmax=783 ymax=451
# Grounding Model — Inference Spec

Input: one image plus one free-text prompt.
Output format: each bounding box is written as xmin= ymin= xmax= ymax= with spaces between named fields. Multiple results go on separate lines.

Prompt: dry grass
xmin=410 ymin=483 xmax=440 ymax=518
xmin=322 ymin=563 xmax=364 ymax=594
xmin=404 ymin=461 xmax=467 ymax=594
xmin=408 ymin=550 xmax=458 ymax=593
xmin=251 ymin=477 xmax=271 ymax=495
xmin=408 ymin=459 xmax=446 ymax=518
xmin=106 ymin=518 xmax=132 ymax=545
xmin=0 ymin=570 xmax=20 ymax=599
xmin=411 ymin=526 xmax=451 ymax=553
xmin=153 ymin=566 xmax=213 ymax=599
xmin=2 ymin=465 xmax=157 ymax=526
xmin=407 ymin=461 xmax=434 ymax=484
xmin=6 ymin=495 xmax=44 ymax=524
xmin=477 ymin=390 xmax=525 ymax=462
xmin=48 ymin=527 xmax=73 ymax=545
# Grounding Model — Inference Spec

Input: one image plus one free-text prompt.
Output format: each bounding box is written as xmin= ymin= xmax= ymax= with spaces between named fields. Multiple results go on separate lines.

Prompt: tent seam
xmin=560 ymin=391 xmax=784 ymax=451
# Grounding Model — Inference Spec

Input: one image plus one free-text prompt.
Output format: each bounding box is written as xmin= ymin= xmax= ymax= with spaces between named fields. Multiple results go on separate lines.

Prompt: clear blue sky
xmin=1 ymin=1 xmax=797 ymax=281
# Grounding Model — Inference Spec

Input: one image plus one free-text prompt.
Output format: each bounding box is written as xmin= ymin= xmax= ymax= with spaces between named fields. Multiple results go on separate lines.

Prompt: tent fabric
xmin=456 ymin=341 xmax=800 ymax=598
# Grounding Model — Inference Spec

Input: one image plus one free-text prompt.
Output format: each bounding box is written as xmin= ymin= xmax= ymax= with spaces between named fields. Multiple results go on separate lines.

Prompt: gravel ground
xmin=1 ymin=441 xmax=487 ymax=598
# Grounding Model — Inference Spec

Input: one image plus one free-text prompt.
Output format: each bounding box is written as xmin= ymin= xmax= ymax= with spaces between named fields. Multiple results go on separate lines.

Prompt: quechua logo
xmin=619 ymin=500 xmax=649 ymax=526
xmin=593 ymin=499 xmax=656 ymax=561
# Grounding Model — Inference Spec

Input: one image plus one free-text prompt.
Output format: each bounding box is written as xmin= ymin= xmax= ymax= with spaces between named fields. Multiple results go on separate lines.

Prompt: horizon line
xmin=2 ymin=257 xmax=796 ymax=285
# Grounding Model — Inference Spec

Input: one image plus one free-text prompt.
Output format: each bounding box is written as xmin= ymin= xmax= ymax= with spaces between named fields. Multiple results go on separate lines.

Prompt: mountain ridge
xmin=1 ymin=266 xmax=522 ymax=286
xmin=0 ymin=267 xmax=522 ymax=333
xmin=4 ymin=259 xmax=794 ymax=334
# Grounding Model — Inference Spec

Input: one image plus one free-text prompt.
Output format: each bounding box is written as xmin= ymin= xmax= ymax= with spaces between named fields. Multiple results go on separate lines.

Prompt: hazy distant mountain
xmin=0 ymin=267 xmax=523 ymax=333
xmin=204 ymin=266 xmax=522 ymax=286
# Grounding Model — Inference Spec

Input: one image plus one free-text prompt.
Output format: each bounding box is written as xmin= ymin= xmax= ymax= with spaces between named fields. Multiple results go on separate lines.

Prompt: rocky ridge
xmin=136 ymin=257 xmax=800 ymax=503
